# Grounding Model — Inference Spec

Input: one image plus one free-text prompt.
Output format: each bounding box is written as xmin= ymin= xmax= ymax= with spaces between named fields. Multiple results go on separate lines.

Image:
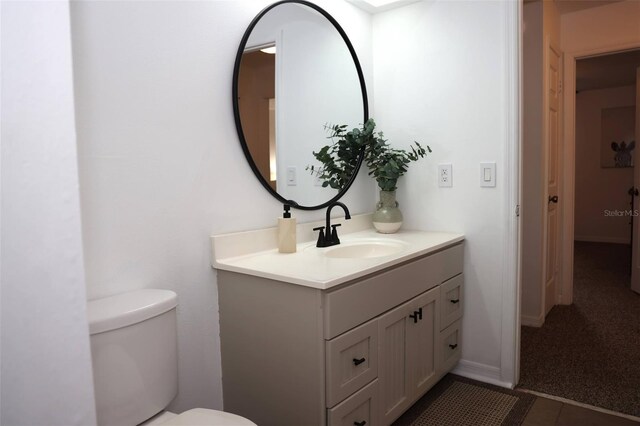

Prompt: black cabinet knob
xmin=449 ymin=343 xmax=458 ymax=350
xmin=354 ymin=421 xmax=367 ymax=426
xmin=353 ymin=357 xmax=366 ymax=366
xmin=450 ymin=299 xmax=460 ymax=304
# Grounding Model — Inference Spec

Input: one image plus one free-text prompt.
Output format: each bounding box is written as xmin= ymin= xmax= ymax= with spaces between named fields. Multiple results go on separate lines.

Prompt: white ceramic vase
xmin=372 ymin=190 xmax=403 ymax=233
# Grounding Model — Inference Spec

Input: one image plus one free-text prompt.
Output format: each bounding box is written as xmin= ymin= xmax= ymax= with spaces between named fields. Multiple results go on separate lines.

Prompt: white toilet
xmin=88 ymin=289 xmax=255 ymax=426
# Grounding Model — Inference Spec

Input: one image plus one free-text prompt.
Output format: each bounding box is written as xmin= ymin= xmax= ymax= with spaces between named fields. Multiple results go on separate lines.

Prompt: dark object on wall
xmin=601 ymin=106 xmax=636 ymax=168
xmin=611 ymin=140 xmax=636 ymax=167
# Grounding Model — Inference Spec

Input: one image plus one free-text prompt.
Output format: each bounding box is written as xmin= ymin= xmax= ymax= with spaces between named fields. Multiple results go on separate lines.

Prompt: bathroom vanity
xmin=212 ymin=220 xmax=464 ymax=426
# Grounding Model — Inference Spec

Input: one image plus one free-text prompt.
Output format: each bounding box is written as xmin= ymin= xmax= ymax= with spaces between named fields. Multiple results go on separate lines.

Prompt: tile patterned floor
xmin=523 ymin=396 xmax=640 ymax=426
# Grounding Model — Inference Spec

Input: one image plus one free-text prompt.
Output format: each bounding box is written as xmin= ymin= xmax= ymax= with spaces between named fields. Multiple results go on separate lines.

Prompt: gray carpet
xmin=519 ymin=241 xmax=640 ymax=416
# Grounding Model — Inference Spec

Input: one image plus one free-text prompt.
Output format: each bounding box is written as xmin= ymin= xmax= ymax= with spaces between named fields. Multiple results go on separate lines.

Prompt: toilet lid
xmin=161 ymin=408 xmax=256 ymax=426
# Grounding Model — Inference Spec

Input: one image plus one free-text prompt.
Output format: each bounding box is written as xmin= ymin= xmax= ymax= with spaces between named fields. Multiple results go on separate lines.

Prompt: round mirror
xmin=233 ymin=0 xmax=368 ymax=210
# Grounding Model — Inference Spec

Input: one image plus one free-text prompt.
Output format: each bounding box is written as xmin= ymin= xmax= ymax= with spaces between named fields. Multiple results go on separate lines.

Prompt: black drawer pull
xmin=450 ymin=299 xmax=460 ymax=304
xmin=449 ymin=343 xmax=458 ymax=350
xmin=353 ymin=357 xmax=366 ymax=366
xmin=354 ymin=421 xmax=367 ymax=426
xmin=409 ymin=307 xmax=423 ymax=323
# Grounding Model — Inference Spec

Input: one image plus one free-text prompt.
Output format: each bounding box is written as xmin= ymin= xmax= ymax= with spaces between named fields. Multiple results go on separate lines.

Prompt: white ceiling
xmin=576 ymin=49 xmax=640 ymax=92
xmin=346 ymin=0 xmax=420 ymax=14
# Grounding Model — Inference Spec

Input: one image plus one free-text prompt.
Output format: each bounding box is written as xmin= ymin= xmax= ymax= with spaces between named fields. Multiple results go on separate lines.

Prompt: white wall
xmin=0 ymin=2 xmax=97 ymax=424
xmin=1 ymin=0 xmax=521 ymax=416
xmin=70 ymin=0 xmax=373 ymax=412
xmin=575 ymin=85 xmax=636 ymax=244
xmin=372 ymin=0 xmax=517 ymax=384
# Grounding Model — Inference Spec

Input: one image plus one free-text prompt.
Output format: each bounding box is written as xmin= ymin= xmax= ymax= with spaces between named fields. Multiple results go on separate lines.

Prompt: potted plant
xmin=309 ymin=118 xmax=431 ymax=233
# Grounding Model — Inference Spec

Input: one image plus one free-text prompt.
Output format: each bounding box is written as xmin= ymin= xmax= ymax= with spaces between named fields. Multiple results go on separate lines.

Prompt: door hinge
xmin=515 ymin=205 xmax=520 ymax=217
xmin=558 ymin=79 xmax=563 ymax=94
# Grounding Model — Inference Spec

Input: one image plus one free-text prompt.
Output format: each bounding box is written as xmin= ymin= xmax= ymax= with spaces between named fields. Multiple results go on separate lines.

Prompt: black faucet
xmin=314 ymin=202 xmax=351 ymax=247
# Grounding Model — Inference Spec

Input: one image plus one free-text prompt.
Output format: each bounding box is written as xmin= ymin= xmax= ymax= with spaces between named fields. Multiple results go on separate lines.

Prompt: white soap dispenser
xmin=278 ymin=204 xmax=297 ymax=253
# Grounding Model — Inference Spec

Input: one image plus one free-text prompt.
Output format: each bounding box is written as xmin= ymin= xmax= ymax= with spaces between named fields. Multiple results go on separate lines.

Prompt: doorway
xmin=575 ymin=49 xmax=640 ymax=286
xmin=519 ymin=48 xmax=640 ymax=418
xmin=573 ymin=49 xmax=640 ymax=287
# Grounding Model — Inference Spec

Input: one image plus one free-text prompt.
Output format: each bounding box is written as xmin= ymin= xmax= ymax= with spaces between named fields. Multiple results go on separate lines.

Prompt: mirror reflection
xmin=235 ymin=2 xmax=366 ymax=208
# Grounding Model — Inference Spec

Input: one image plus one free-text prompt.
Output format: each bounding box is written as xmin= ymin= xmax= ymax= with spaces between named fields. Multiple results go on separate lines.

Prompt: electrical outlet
xmin=438 ymin=164 xmax=453 ymax=187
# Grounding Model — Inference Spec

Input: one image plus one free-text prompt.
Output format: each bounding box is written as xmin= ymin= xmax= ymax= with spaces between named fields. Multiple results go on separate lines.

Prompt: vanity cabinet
xmin=217 ymin=242 xmax=463 ymax=426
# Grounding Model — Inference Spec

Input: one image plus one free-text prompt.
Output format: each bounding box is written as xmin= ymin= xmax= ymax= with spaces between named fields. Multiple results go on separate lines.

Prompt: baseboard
xmin=574 ymin=235 xmax=630 ymax=245
xmin=452 ymin=359 xmax=513 ymax=389
xmin=520 ymin=313 xmax=544 ymax=327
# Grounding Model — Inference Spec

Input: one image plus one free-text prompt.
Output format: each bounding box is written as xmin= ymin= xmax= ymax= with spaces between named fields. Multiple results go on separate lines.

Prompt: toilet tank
xmin=88 ymin=289 xmax=178 ymax=426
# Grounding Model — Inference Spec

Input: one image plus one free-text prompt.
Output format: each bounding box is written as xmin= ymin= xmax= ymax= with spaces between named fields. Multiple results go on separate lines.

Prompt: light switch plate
xmin=480 ymin=162 xmax=496 ymax=187
xmin=286 ymin=166 xmax=297 ymax=186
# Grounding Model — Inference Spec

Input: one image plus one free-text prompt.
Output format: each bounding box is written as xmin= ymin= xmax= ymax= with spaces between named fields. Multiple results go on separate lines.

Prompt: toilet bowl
xmin=88 ymin=289 xmax=256 ymax=426
xmin=142 ymin=409 xmax=255 ymax=426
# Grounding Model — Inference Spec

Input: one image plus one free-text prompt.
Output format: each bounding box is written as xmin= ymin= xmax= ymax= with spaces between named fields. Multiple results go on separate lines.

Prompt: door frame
xmin=634 ymin=68 xmax=640 ymax=294
xmin=500 ymin=0 xmax=521 ymax=388
xmin=561 ymin=41 xmax=640 ymax=306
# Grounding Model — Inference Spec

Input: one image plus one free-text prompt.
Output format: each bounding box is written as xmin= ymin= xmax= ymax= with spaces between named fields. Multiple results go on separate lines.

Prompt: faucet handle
xmin=313 ymin=226 xmax=326 ymax=247
xmin=330 ymin=224 xmax=342 ymax=245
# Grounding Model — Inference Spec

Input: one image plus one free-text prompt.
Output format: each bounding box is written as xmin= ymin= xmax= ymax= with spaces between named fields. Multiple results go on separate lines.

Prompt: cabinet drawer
xmin=326 ymin=319 xmax=378 ymax=407
xmin=324 ymin=243 xmax=463 ymax=340
xmin=327 ymin=379 xmax=379 ymax=426
xmin=440 ymin=274 xmax=463 ymax=330
xmin=437 ymin=320 xmax=462 ymax=374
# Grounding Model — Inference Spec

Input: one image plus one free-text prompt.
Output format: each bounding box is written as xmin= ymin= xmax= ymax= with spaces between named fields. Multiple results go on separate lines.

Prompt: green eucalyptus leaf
xmin=307 ymin=119 xmax=431 ymax=191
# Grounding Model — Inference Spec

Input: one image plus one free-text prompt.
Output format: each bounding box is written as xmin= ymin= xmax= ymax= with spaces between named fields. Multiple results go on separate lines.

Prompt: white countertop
xmin=211 ymin=219 xmax=464 ymax=289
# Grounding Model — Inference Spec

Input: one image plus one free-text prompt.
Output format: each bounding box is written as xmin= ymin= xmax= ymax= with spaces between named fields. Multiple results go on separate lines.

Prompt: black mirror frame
xmin=232 ymin=0 xmax=369 ymax=211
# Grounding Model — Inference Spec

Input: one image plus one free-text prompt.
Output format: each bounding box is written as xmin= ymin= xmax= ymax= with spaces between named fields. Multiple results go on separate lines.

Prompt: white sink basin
xmin=321 ymin=239 xmax=407 ymax=259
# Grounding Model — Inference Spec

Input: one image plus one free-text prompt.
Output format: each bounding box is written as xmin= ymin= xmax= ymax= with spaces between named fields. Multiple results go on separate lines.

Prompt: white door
xmin=631 ymin=67 xmax=640 ymax=294
xmin=543 ymin=42 xmax=561 ymax=316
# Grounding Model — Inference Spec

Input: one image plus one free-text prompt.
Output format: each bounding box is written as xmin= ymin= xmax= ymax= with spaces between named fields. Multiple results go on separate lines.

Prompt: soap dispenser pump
xmin=278 ymin=204 xmax=297 ymax=253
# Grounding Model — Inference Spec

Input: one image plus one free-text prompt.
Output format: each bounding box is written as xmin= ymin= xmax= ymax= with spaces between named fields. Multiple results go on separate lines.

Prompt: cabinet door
xmin=378 ymin=288 xmax=440 ymax=425
xmin=378 ymin=299 xmax=412 ymax=425
xmin=407 ymin=287 xmax=440 ymax=398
